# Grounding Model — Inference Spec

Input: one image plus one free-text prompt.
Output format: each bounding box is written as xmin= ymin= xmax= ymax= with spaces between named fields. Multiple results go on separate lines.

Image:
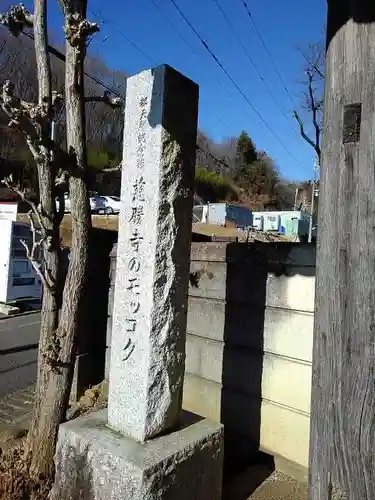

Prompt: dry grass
xmin=17 ymin=214 xmax=118 ymax=248
xmin=0 ymin=443 xmax=52 ymax=500
xmin=0 ymin=381 xmax=109 ymax=500
xmin=58 ymin=215 xmax=118 ymax=247
xmin=192 ymin=223 xmax=293 ymax=243
xmin=17 ymin=214 xmax=293 ymax=247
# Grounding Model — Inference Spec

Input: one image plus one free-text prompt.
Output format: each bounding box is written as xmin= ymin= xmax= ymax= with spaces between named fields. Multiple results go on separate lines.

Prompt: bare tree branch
xmin=0 ymin=80 xmax=82 ymax=176
xmin=0 ymin=0 xmax=105 ymax=478
xmin=293 ymin=110 xmax=321 ymax=162
xmin=64 ymin=13 xmax=99 ymax=47
xmin=300 ymin=42 xmax=325 ymax=80
xmin=20 ymin=210 xmax=54 ymax=294
xmin=2 ymin=175 xmax=47 ymax=234
xmin=1 ymin=80 xmax=42 ymax=159
xmin=306 ymin=71 xmax=322 ymax=162
xmin=85 ymin=90 xmax=123 ymax=108
xmin=0 ymin=4 xmax=33 ymax=37
xmin=295 ymin=39 xmax=324 ymax=165
xmin=56 ymin=0 xmax=72 ymax=14
xmin=2 ymin=177 xmax=55 ymax=294
xmin=57 ymin=1 xmax=99 ymax=47
xmin=311 ymin=63 xmax=324 ymax=80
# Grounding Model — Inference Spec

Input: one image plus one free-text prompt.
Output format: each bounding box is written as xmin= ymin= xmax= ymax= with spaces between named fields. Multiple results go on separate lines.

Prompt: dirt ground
xmin=0 ymin=382 xmax=310 ymax=500
xmin=17 ymin=213 xmax=118 ymax=248
xmin=17 ymin=214 xmax=293 ymax=248
xmin=0 ymin=384 xmax=108 ymax=500
xmin=0 ymin=446 xmax=52 ymax=500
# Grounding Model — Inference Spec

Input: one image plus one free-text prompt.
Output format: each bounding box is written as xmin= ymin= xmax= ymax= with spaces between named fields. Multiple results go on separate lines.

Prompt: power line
xmin=2 ymin=29 xmax=221 ymax=164
xmin=211 ymin=0 xmax=305 ymax=143
xmin=91 ymin=10 xmax=157 ymax=66
xmin=149 ymin=0 xmax=198 ymax=55
xmin=22 ymin=31 xmax=124 ymax=99
xmin=90 ymin=33 xmax=109 ymax=61
xmin=147 ymin=0 xmax=242 ymax=130
xmin=91 ymin=7 xmax=236 ymax=133
xmin=211 ymin=0 xmax=287 ymax=119
xmin=95 ymin=2 xmax=238 ymax=131
xmin=241 ymin=1 xmax=295 ymax=108
xmin=20 ymin=20 xmax=230 ymax=136
xmin=196 ymin=144 xmax=231 ymax=172
xmin=33 ymin=1 xmax=307 ymax=179
xmin=0 ymin=40 xmax=14 ymax=84
xmin=11 ymin=19 xmax=311 ymax=188
xmin=2 ymin=24 xmax=310 ymax=215
xmin=196 ymin=144 xmax=311 ymax=214
xmin=169 ymin=0 xmax=310 ymax=176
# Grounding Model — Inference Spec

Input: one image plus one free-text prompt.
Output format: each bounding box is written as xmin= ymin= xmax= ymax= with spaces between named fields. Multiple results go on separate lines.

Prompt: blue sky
xmin=26 ymin=0 xmax=327 ymax=181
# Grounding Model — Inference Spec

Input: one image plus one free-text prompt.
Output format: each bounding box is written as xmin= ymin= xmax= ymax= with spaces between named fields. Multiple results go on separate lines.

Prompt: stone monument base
xmin=50 ymin=409 xmax=223 ymax=500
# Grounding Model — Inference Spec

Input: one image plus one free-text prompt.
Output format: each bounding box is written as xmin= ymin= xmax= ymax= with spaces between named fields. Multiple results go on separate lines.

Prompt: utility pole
xmin=50 ymin=119 xmax=56 ymax=162
xmin=308 ymin=158 xmax=319 ymax=243
xmin=51 ymin=120 xmax=56 ymax=146
xmin=309 ymin=2 xmax=375 ymax=499
xmin=294 ymin=187 xmax=301 ymax=210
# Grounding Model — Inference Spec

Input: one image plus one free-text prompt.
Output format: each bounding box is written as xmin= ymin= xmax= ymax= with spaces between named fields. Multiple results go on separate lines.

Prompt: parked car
xmin=56 ymin=193 xmax=107 ymax=214
xmin=100 ymin=195 xmax=121 ymax=214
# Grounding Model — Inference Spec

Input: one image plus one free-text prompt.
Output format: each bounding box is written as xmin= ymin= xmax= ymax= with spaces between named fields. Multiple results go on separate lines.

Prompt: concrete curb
xmin=0 ymin=309 xmax=41 ymax=321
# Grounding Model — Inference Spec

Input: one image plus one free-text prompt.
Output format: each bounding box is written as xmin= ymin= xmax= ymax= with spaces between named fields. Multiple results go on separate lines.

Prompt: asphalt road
xmin=0 ymin=312 xmax=41 ymax=397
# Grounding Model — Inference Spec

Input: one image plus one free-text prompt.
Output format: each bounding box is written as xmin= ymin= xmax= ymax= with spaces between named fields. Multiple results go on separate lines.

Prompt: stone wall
xmin=0 ymin=313 xmax=40 ymax=398
xmin=70 ymin=228 xmax=117 ymax=401
xmin=0 ymin=228 xmax=115 ymax=402
xmin=106 ymin=242 xmax=315 ymax=476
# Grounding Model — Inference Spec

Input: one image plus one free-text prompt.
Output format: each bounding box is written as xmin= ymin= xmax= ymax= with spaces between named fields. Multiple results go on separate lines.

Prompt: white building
xmin=193 ymin=203 xmax=253 ymax=229
xmin=252 ymin=210 xmax=310 ymax=237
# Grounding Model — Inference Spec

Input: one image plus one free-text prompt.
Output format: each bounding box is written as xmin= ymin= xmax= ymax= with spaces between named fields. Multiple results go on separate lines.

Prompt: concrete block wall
xmin=0 ymin=313 xmax=40 ymax=398
xmin=107 ymin=242 xmax=315 ymax=475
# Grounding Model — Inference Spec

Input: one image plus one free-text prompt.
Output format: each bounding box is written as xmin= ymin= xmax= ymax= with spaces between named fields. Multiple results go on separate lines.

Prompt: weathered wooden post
xmin=309 ymin=2 xmax=375 ymax=499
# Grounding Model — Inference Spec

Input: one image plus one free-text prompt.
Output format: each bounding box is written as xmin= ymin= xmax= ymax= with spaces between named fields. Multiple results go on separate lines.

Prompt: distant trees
xmin=195 ymin=128 xmax=283 ymax=206
xmin=233 ymin=132 xmax=279 ymax=196
xmin=235 ymin=131 xmax=257 ymax=168
xmin=195 ymin=128 xmax=312 ymax=210
xmin=0 ymin=28 xmax=125 ymax=194
xmin=0 ymin=26 xmax=310 ymax=209
xmin=195 ymin=167 xmax=236 ymax=203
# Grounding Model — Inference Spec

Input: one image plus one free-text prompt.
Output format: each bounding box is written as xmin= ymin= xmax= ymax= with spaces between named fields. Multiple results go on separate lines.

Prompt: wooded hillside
xmin=0 ymin=29 xmax=309 ymax=210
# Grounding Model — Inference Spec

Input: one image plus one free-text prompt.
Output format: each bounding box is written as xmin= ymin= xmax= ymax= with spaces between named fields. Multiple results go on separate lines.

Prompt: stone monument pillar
xmin=51 ymin=65 xmax=223 ymax=500
xmin=108 ymin=65 xmax=196 ymax=442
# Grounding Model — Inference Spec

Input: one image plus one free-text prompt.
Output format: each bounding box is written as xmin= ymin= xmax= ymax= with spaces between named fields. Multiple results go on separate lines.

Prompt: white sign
xmin=0 ymin=202 xmax=18 ymax=221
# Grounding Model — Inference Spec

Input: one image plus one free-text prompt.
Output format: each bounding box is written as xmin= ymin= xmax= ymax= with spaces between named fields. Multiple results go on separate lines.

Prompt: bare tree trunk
xmin=23 ymin=0 xmax=60 ymax=459
xmin=26 ymin=0 xmax=92 ymax=478
xmin=34 ymin=0 xmax=60 ymax=387
xmin=0 ymin=0 xmax=113 ymax=479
